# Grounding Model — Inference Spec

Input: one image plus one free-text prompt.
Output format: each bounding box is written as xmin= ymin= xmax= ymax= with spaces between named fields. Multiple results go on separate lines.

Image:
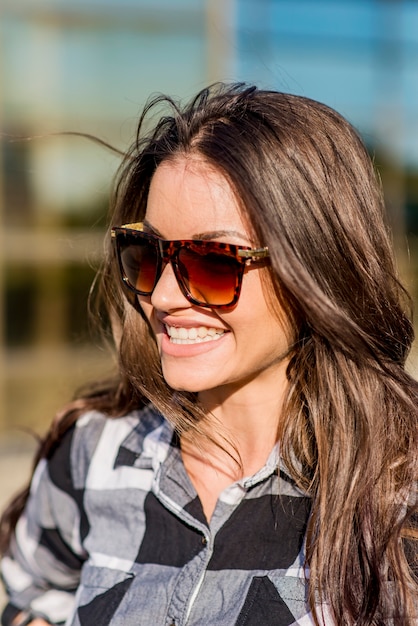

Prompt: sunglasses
xmin=111 ymin=222 xmax=269 ymax=309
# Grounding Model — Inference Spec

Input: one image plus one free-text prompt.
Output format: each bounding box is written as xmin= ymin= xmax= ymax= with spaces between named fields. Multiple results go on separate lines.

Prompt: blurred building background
xmin=0 ymin=0 xmax=418 ymax=501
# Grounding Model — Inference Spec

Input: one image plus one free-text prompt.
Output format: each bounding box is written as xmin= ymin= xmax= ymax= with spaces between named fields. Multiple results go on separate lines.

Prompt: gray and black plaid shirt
xmin=1 ymin=405 xmax=318 ymax=625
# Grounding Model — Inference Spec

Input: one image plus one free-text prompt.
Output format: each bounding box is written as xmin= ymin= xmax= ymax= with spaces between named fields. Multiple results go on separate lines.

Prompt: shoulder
xmin=74 ymin=403 xmax=167 ymax=438
xmin=47 ymin=404 xmax=170 ymax=492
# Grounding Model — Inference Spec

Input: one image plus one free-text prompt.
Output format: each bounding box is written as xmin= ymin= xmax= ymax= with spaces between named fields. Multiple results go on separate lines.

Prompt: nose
xmin=150 ymin=261 xmax=191 ymax=311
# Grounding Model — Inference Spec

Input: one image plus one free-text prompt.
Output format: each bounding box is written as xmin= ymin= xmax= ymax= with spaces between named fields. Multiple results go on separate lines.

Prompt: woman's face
xmin=138 ymin=157 xmax=291 ymax=401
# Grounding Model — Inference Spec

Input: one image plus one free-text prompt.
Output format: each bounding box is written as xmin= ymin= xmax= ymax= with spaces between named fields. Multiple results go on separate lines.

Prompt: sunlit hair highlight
xmin=104 ymin=83 xmax=418 ymax=624
xmin=2 ymin=83 xmax=417 ymax=624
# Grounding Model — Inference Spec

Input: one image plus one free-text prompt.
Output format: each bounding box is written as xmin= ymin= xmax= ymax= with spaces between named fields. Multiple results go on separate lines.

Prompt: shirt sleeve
xmin=1 ymin=425 xmax=87 ymax=625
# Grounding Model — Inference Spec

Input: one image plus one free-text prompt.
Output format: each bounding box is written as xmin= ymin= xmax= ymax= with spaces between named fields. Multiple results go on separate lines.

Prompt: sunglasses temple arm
xmin=238 ymin=247 xmax=269 ymax=261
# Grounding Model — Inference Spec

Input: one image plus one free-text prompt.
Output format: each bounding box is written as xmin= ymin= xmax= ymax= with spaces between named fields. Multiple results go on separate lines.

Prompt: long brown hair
xmin=2 ymin=84 xmax=417 ymax=624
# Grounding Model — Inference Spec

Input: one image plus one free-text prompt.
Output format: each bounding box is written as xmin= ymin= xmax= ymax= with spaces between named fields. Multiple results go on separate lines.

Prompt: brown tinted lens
xmin=119 ymin=237 xmax=158 ymax=294
xmin=177 ymin=248 xmax=240 ymax=306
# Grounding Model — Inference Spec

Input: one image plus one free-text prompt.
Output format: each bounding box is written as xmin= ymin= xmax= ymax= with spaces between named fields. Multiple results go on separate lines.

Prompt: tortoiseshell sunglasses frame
xmin=111 ymin=222 xmax=269 ymax=309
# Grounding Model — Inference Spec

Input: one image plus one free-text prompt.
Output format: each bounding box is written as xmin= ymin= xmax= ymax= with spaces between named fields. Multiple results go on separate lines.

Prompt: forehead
xmin=145 ymin=157 xmax=251 ymax=241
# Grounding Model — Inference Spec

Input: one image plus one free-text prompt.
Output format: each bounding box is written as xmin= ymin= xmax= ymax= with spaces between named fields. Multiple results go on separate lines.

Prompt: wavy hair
xmin=2 ymin=83 xmax=417 ymax=624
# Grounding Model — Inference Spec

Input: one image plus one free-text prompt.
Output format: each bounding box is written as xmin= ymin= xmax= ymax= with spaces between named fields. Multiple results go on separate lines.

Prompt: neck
xmin=180 ymin=362 xmax=289 ymax=521
xmin=191 ymin=358 xmax=289 ymax=476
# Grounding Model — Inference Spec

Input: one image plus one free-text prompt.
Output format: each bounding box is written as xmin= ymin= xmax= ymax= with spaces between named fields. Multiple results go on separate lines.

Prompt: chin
xmin=165 ymin=378 xmax=206 ymax=393
xmin=161 ymin=369 xmax=210 ymax=394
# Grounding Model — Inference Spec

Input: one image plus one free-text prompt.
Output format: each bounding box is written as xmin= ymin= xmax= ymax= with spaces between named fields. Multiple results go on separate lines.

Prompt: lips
xmin=165 ymin=324 xmax=225 ymax=344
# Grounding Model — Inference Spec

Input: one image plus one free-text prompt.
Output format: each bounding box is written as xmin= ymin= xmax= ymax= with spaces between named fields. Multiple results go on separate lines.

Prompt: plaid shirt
xmin=1 ymin=405 xmax=318 ymax=626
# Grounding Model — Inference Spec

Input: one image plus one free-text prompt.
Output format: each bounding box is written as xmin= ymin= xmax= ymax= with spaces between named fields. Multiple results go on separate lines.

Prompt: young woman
xmin=1 ymin=83 xmax=417 ymax=625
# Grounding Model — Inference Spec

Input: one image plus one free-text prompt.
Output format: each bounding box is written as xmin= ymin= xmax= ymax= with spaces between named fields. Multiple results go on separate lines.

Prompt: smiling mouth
xmin=165 ymin=325 xmax=225 ymax=344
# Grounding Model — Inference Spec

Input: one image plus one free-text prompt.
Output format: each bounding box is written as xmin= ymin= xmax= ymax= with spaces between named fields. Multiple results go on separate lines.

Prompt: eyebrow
xmin=143 ymin=219 xmax=249 ymax=243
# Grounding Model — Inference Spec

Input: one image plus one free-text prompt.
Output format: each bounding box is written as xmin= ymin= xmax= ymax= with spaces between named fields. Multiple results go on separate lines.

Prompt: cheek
xmin=259 ymin=269 xmax=294 ymax=340
xmin=231 ymin=270 xmax=292 ymax=345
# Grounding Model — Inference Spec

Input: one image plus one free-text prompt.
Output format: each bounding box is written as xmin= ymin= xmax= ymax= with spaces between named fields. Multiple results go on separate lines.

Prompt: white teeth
xmin=178 ymin=327 xmax=188 ymax=340
xmin=165 ymin=325 xmax=224 ymax=344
